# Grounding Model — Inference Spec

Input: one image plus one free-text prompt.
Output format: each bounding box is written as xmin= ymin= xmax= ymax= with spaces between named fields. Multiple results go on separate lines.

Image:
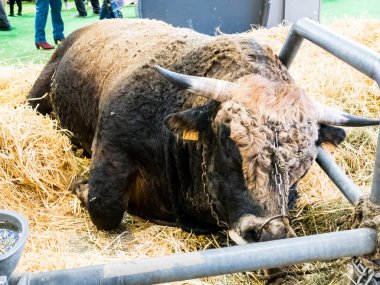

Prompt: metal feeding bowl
xmin=0 ymin=210 xmax=28 ymax=279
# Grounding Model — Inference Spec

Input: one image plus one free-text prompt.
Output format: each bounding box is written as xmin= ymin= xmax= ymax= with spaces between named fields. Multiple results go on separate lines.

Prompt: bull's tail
xmin=28 ymin=30 xmax=81 ymax=115
xmin=27 ymin=60 xmax=57 ymax=114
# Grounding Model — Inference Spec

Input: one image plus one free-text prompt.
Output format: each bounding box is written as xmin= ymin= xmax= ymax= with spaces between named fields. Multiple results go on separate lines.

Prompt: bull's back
xmin=46 ymin=20 xmax=209 ymax=152
xmin=30 ymin=19 xmax=292 ymax=153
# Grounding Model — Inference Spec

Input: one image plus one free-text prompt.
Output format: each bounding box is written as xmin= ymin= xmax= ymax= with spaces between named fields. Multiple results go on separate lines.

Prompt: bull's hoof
xmin=265 ymin=268 xmax=291 ymax=285
xmin=70 ymin=177 xmax=89 ymax=207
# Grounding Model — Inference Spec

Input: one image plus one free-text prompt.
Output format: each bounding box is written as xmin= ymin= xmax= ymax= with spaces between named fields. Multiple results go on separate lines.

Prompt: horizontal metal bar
xmin=279 ymin=18 xmax=380 ymax=87
xmin=316 ymin=147 xmax=363 ymax=205
xmin=9 ymin=228 xmax=377 ymax=285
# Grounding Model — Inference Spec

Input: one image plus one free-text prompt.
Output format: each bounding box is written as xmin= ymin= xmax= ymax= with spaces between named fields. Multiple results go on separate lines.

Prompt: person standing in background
xmin=64 ymin=0 xmax=73 ymax=10
xmin=34 ymin=0 xmax=65 ymax=49
xmin=8 ymin=0 xmax=21 ymax=16
xmin=0 ymin=0 xmax=12 ymax=30
xmin=74 ymin=0 xmax=100 ymax=17
xmin=99 ymin=0 xmax=114 ymax=19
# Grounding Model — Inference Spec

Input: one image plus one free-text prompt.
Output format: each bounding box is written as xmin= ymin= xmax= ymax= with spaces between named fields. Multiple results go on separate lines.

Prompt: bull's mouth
xmin=228 ymin=214 xmax=287 ymax=245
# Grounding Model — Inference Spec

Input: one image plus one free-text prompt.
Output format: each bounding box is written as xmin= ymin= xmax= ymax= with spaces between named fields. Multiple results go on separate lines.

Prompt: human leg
xmin=8 ymin=0 xmax=15 ymax=16
xmin=0 ymin=0 xmax=11 ymax=30
xmin=16 ymin=0 xmax=21 ymax=15
xmin=89 ymin=0 xmax=99 ymax=14
xmin=64 ymin=0 xmax=73 ymax=10
xmin=34 ymin=0 xmax=49 ymax=43
xmin=49 ymin=0 xmax=64 ymax=41
xmin=74 ymin=0 xmax=87 ymax=16
xmin=99 ymin=0 xmax=114 ymax=20
xmin=16 ymin=0 xmax=22 ymax=16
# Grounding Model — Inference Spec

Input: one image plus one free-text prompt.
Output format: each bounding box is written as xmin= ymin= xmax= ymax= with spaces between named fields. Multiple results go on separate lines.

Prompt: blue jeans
xmin=0 ymin=0 xmax=11 ymax=29
xmin=99 ymin=0 xmax=114 ymax=20
xmin=35 ymin=0 xmax=64 ymax=42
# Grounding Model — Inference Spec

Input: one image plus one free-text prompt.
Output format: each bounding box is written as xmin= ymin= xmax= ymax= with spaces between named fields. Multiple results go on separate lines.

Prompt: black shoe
xmin=17 ymin=12 xmax=22 ymax=16
xmin=54 ymin=38 xmax=65 ymax=44
xmin=8 ymin=13 xmax=14 ymax=16
xmin=0 ymin=26 xmax=12 ymax=31
xmin=93 ymin=9 xmax=100 ymax=15
xmin=74 ymin=13 xmax=87 ymax=17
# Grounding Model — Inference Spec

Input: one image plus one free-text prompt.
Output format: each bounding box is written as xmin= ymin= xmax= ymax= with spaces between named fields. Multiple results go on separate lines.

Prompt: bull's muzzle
xmin=228 ymin=214 xmax=287 ymax=245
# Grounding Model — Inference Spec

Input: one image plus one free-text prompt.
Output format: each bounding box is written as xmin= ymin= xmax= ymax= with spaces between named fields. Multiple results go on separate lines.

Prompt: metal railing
xmin=7 ymin=18 xmax=380 ymax=285
xmin=279 ymin=18 xmax=380 ymax=206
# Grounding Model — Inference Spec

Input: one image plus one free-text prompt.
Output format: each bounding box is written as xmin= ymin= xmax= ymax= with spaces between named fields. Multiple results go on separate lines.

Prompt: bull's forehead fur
xmin=215 ymin=76 xmax=319 ymax=214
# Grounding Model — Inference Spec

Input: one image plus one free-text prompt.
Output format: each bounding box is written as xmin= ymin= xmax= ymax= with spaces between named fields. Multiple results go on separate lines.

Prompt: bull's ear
xmin=317 ymin=125 xmax=346 ymax=146
xmin=164 ymin=101 xmax=220 ymax=138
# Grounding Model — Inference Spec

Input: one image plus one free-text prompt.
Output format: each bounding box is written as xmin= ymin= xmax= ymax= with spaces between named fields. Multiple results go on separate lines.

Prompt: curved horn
xmin=155 ymin=65 xmax=238 ymax=102
xmin=318 ymin=103 xmax=380 ymax=126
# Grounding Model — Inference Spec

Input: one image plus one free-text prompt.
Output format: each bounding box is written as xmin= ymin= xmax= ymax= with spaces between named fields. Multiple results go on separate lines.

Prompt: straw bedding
xmin=0 ymin=19 xmax=379 ymax=284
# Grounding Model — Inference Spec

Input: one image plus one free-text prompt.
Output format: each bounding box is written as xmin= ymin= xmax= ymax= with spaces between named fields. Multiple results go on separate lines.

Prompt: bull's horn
xmin=155 ymin=65 xmax=238 ymax=102
xmin=318 ymin=103 xmax=380 ymax=126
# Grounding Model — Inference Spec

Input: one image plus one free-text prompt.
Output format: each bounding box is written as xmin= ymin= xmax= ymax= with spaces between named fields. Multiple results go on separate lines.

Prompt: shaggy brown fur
xmin=28 ymin=19 xmax=343 ymax=244
xmin=220 ymin=76 xmax=320 ymax=215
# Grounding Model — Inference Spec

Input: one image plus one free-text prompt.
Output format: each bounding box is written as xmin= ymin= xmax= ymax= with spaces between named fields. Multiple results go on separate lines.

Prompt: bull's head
xmin=156 ymin=65 xmax=379 ymax=244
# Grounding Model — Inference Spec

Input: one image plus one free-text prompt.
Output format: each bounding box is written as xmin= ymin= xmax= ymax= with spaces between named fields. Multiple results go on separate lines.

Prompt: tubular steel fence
xmin=5 ymin=18 xmax=380 ymax=285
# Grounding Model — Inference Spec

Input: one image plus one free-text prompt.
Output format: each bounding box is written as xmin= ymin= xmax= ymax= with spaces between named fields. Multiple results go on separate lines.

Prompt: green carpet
xmin=0 ymin=0 xmax=379 ymax=66
xmin=0 ymin=2 xmax=136 ymax=66
xmin=322 ymin=0 xmax=380 ymax=23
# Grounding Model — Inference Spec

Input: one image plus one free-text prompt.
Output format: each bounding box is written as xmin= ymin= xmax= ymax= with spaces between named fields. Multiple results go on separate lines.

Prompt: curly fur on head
xmin=214 ymin=76 xmax=320 ymax=215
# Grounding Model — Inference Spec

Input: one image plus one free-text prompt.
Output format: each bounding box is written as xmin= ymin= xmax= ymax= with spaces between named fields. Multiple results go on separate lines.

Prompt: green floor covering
xmin=0 ymin=2 xmax=136 ymax=66
xmin=322 ymin=0 xmax=380 ymax=23
xmin=0 ymin=0 xmax=379 ymax=66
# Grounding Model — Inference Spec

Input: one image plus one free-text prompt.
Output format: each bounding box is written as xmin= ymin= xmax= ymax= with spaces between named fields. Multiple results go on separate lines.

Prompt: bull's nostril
xmin=230 ymin=215 xmax=289 ymax=244
xmin=243 ymin=228 xmax=260 ymax=243
xmin=262 ymin=225 xmax=287 ymax=241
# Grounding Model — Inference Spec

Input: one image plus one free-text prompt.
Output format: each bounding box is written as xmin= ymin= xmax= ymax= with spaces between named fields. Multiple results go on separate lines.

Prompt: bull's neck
xmin=164 ymin=135 xmax=217 ymax=224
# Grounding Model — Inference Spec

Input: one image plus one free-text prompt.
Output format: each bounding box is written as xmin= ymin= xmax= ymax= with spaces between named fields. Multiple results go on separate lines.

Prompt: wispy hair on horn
xmin=317 ymin=103 xmax=380 ymax=126
xmin=155 ymin=65 xmax=238 ymax=102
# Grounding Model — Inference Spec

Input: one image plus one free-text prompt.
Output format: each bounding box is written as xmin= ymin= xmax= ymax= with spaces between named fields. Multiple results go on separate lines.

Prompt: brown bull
xmin=28 ymin=19 xmax=379 ymax=244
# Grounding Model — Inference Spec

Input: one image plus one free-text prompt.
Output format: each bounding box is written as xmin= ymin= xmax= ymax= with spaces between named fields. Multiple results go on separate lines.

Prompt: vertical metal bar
xmin=8 ymin=229 xmax=377 ymax=285
xmin=316 ymin=147 xmax=363 ymax=205
xmin=279 ymin=18 xmax=380 ymax=86
xmin=279 ymin=18 xmax=380 ymax=205
xmin=260 ymin=0 xmax=271 ymax=27
xmin=278 ymin=23 xmax=304 ymax=67
xmin=371 ymin=133 xmax=380 ymax=204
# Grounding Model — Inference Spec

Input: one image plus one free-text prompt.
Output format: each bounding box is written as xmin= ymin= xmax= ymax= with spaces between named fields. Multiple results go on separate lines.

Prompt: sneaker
xmin=65 ymin=2 xmax=73 ymax=10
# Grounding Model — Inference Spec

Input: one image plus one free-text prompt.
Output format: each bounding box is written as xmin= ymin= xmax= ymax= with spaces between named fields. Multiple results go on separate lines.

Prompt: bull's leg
xmin=70 ymin=177 xmax=89 ymax=207
xmin=85 ymin=141 xmax=134 ymax=230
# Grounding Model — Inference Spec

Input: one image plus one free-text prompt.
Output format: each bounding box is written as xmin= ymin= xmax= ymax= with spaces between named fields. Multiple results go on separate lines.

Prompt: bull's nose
xmin=261 ymin=219 xmax=287 ymax=241
xmin=228 ymin=214 xmax=288 ymax=245
xmin=260 ymin=226 xmax=287 ymax=242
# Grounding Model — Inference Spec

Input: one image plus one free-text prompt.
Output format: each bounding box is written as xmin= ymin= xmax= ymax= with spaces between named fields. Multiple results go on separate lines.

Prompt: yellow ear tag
xmin=182 ymin=130 xmax=199 ymax=141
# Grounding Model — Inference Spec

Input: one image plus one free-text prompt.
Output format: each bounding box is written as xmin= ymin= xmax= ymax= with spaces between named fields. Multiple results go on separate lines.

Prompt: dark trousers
xmin=9 ymin=0 xmax=22 ymax=15
xmin=99 ymin=0 xmax=114 ymax=19
xmin=74 ymin=0 xmax=100 ymax=15
xmin=0 ymin=0 xmax=11 ymax=29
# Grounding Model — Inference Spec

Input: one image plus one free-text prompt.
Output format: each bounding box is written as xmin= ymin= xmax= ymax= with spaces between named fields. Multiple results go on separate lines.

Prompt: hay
xmin=0 ymin=18 xmax=379 ymax=284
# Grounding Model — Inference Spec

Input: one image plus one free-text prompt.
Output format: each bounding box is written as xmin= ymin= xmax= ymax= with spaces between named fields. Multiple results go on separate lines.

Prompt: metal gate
xmin=6 ymin=18 xmax=380 ymax=285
